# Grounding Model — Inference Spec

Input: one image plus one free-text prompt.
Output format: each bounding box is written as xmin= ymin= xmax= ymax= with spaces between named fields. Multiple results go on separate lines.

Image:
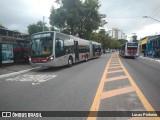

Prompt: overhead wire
xmin=152 ymin=5 xmax=160 ymax=22
xmin=143 ymin=2 xmax=160 ymax=25
xmin=107 ymin=16 xmax=142 ymax=19
xmin=106 ymin=1 xmax=160 ymax=36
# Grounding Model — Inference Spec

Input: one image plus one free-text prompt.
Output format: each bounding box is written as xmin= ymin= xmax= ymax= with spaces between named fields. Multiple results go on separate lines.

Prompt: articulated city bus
xmin=29 ymin=31 xmax=101 ymax=67
xmin=119 ymin=42 xmax=139 ymax=58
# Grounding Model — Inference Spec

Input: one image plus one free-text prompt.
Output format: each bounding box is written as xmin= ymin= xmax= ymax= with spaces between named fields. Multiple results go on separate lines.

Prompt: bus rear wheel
xmin=85 ymin=54 xmax=88 ymax=62
xmin=68 ymin=57 xmax=73 ymax=67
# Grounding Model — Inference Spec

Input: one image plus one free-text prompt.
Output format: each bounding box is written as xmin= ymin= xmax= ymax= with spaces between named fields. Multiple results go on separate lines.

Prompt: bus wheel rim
xmin=85 ymin=56 xmax=88 ymax=61
xmin=69 ymin=59 xmax=72 ymax=65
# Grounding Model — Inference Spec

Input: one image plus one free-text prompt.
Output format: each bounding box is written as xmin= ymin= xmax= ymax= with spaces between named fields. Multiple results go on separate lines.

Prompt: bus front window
xmin=30 ymin=34 xmax=53 ymax=57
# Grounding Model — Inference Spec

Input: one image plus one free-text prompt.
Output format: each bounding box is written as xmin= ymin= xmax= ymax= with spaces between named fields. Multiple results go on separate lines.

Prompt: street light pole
xmin=143 ymin=16 xmax=160 ymax=22
xmin=43 ymin=16 xmax=44 ymax=31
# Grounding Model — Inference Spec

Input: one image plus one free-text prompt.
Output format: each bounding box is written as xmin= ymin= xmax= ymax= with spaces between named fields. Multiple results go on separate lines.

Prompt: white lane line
xmin=0 ymin=67 xmax=40 ymax=79
xmin=32 ymin=83 xmax=40 ymax=85
xmin=31 ymin=75 xmax=57 ymax=85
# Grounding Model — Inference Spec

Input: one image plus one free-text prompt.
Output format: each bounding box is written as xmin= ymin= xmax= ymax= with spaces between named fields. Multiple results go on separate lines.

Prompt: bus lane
xmin=87 ymin=53 xmax=159 ymax=120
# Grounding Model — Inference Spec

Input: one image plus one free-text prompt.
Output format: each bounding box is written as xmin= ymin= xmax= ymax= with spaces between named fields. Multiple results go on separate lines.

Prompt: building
xmin=107 ymin=28 xmax=127 ymax=40
xmin=140 ymin=35 xmax=160 ymax=57
xmin=0 ymin=28 xmax=29 ymax=66
xmin=122 ymin=33 xmax=127 ymax=40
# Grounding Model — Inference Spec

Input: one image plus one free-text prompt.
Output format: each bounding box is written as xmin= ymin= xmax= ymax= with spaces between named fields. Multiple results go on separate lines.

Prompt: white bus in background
xmin=29 ymin=31 xmax=101 ymax=67
xmin=119 ymin=42 xmax=139 ymax=58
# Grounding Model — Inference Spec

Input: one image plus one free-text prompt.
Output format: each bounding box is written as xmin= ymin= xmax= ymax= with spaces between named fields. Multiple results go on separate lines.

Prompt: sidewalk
xmin=0 ymin=63 xmax=37 ymax=78
xmin=139 ymin=55 xmax=160 ymax=63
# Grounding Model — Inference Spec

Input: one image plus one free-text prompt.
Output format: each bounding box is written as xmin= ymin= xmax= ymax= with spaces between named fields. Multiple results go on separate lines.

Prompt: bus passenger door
xmin=74 ymin=41 xmax=79 ymax=61
xmin=92 ymin=44 xmax=95 ymax=57
xmin=55 ymin=39 xmax=65 ymax=66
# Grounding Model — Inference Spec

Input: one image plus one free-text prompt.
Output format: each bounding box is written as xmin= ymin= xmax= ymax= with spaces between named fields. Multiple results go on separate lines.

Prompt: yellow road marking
xmin=111 ymin=62 xmax=119 ymax=64
xmin=110 ymin=63 xmax=119 ymax=65
xmin=112 ymin=57 xmax=118 ymax=59
xmin=118 ymin=56 xmax=159 ymax=120
xmin=118 ymin=56 xmax=155 ymax=111
xmin=88 ymin=53 xmax=159 ymax=120
xmin=110 ymin=62 xmax=119 ymax=64
xmin=87 ymin=54 xmax=114 ymax=120
xmin=109 ymin=64 xmax=120 ymax=66
xmin=107 ymin=69 xmax=124 ymax=74
xmin=110 ymin=61 xmax=119 ymax=62
xmin=109 ymin=64 xmax=121 ymax=67
xmin=108 ymin=66 xmax=122 ymax=69
xmin=104 ymin=75 xmax=127 ymax=82
xmin=101 ymin=87 xmax=135 ymax=99
xmin=110 ymin=58 xmax=119 ymax=60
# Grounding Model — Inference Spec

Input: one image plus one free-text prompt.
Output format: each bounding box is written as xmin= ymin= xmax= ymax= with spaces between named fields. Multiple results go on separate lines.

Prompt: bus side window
xmin=55 ymin=38 xmax=64 ymax=57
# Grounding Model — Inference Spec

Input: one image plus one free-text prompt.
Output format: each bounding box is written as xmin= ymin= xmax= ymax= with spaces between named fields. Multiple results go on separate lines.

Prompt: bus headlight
xmin=48 ymin=56 xmax=54 ymax=61
xmin=50 ymin=56 xmax=54 ymax=60
xmin=29 ymin=57 xmax=31 ymax=61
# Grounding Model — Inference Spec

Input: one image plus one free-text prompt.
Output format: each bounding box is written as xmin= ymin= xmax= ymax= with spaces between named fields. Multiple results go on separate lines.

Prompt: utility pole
xmin=43 ymin=16 xmax=44 ymax=31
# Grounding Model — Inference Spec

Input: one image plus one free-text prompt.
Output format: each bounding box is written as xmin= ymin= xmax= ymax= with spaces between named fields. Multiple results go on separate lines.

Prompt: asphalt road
xmin=120 ymin=56 xmax=160 ymax=111
xmin=0 ymin=53 xmax=160 ymax=120
xmin=0 ymin=53 xmax=112 ymax=120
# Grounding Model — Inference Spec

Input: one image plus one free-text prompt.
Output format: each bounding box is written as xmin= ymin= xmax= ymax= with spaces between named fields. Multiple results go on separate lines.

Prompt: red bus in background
xmin=119 ymin=42 xmax=139 ymax=58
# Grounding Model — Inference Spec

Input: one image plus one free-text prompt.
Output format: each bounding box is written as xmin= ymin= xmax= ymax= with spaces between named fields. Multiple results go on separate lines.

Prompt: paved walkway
xmin=0 ymin=63 xmax=40 ymax=79
xmin=0 ymin=63 xmax=33 ymax=75
xmin=139 ymin=55 xmax=160 ymax=63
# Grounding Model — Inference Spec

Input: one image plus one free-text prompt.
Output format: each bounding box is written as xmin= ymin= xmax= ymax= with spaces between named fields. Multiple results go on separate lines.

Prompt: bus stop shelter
xmin=0 ymin=28 xmax=29 ymax=66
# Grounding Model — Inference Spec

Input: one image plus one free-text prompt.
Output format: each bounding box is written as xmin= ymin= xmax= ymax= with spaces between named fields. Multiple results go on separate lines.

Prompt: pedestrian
xmin=158 ymin=49 xmax=160 ymax=58
xmin=143 ymin=49 xmax=146 ymax=57
xmin=142 ymin=49 xmax=145 ymax=57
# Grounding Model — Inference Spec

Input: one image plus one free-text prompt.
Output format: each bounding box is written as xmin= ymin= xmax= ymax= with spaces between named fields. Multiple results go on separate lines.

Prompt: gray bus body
xmin=29 ymin=31 xmax=101 ymax=67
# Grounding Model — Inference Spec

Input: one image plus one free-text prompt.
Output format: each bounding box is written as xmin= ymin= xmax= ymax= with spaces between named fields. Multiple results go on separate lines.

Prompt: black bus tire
xmin=85 ymin=54 xmax=88 ymax=62
xmin=68 ymin=57 xmax=73 ymax=67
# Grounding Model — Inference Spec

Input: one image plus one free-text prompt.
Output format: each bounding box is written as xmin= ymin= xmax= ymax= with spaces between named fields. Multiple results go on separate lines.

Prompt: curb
xmin=0 ymin=67 xmax=40 ymax=79
xmin=139 ymin=56 xmax=160 ymax=63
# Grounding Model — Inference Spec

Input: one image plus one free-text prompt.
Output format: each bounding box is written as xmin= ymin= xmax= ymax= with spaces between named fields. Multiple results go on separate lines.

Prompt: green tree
xmin=0 ymin=24 xmax=6 ymax=29
xmin=50 ymin=0 xmax=82 ymax=35
xmin=77 ymin=0 xmax=106 ymax=39
xmin=49 ymin=0 xmax=106 ymax=39
xmin=91 ymin=29 xmax=124 ymax=51
xmin=27 ymin=21 xmax=49 ymax=35
xmin=111 ymin=39 xmax=121 ymax=49
xmin=91 ymin=29 xmax=111 ymax=53
xmin=118 ymin=39 xmax=128 ymax=45
xmin=132 ymin=35 xmax=138 ymax=42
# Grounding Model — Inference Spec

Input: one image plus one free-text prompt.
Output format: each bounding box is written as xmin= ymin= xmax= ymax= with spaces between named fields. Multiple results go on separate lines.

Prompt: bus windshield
xmin=30 ymin=33 xmax=53 ymax=57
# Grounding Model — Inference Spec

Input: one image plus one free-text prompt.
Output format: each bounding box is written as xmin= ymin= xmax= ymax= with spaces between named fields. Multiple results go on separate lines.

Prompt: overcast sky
xmin=1 ymin=0 xmax=160 ymax=40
